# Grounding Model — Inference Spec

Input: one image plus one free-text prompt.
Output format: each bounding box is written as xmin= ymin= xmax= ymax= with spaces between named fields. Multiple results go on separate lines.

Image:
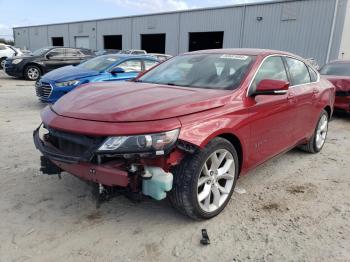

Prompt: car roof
xmin=184 ymin=48 xmax=301 ymax=58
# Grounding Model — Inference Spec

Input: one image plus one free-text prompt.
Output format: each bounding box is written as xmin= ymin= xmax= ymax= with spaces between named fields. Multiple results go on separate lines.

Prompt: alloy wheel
xmin=315 ymin=114 xmax=328 ymax=149
xmin=27 ymin=67 xmax=40 ymax=80
xmin=197 ymin=149 xmax=236 ymax=213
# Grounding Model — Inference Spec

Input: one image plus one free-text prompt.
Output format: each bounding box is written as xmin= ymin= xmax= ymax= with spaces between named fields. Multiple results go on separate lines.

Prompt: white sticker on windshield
xmin=220 ymin=54 xmax=249 ymax=60
xmin=107 ymin=58 xmax=117 ymax=62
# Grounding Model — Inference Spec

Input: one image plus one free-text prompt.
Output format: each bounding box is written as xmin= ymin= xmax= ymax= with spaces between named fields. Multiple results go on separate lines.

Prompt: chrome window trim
xmin=246 ymin=54 xmax=320 ymax=97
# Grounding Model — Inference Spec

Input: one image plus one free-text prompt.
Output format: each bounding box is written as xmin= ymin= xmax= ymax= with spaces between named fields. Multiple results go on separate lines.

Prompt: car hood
xmin=324 ymin=75 xmax=350 ymax=92
xmin=7 ymin=55 xmax=36 ymax=61
xmin=52 ymin=82 xmax=233 ymax=122
xmin=42 ymin=65 xmax=99 ymax=82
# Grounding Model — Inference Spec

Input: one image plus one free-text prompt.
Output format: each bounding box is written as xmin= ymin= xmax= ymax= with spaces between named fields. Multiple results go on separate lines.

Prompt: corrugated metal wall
xmin=13 ymin=0 xmax=348 ymax=65
xmin=96 ymin=18 xmax=132 ymax=50
xmin=242 ymin=0 xmax=336 ymax=64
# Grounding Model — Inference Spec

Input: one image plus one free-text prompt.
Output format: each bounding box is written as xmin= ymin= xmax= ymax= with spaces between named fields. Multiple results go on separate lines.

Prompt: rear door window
xmin=285 ymin=57 xmax=311 ymax=85
xmin=47 ymin=48 xmax=66 ymax=58
xmin=308 ymin=66 xmax=318 ymax=82
xmin=66 ymin=48 xmax=81 ymax=57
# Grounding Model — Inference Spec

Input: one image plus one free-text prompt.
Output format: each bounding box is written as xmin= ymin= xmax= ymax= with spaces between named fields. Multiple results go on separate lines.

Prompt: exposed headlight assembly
xmin=56 ymin=80 xmax=80 ymax=87
xmin=98 ymin=129 xmax=180 ymax=155
xmin=12 ymin=58 xmax=23 ymax=64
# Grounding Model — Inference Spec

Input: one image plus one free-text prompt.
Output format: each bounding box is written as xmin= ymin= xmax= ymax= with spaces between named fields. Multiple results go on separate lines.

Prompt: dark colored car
xmin=320 ymin=60 xmax=350 ymax=112
xmin=33 ymin=49 xmax=335 ymax=219
xmin=4 ymin=47 xmax=94 ymax=81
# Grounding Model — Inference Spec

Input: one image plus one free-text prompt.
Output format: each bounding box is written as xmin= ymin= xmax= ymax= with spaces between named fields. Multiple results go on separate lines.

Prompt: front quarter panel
xmin=178 ymin=99 xmax=251 ymax=171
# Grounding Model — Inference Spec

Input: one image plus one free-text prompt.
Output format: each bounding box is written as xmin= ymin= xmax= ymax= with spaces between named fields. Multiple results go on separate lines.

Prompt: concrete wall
xmin=13 ymin=0 xmax=348 ymax=65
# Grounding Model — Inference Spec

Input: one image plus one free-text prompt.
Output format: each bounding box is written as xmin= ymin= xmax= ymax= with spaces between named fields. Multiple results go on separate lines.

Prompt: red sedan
xmin=320 ymin=60 xmax=350 ymax=112
xmin=34 ymin=49 xmax=335 ymax=219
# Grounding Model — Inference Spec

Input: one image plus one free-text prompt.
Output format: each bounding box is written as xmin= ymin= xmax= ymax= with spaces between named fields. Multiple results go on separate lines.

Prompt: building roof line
xmin=13 ymin=0 xmax=302 ymax=29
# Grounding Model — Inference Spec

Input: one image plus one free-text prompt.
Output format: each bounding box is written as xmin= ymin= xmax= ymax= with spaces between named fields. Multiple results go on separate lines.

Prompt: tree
xmin=0 ymin=38 xmax=15 ymax=46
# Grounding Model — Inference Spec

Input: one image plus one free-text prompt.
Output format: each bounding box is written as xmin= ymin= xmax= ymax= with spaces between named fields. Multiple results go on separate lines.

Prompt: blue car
xmin=35 ymin=54 xmax=159 ymax=103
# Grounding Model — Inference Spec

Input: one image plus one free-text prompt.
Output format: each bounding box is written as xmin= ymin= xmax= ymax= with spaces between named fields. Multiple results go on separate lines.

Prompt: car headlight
xmin=12 ymin=58 xmax=23 ymax=64
xmin=56 ymin=80 xmax=80 ymax=87
xmin=98 ymin=129 xmax=180 ymax=155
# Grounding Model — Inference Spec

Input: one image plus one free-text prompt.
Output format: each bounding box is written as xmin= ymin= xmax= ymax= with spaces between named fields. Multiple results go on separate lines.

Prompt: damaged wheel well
xmin=218 ymin=133 xmax=243 ymax=175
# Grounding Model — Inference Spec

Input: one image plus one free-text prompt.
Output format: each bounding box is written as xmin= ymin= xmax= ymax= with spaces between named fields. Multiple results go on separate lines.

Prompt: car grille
xmin=47 ymin=127 xmax=104 ymax=158
xmin=35 ymin=81 xmax=52 ymax=99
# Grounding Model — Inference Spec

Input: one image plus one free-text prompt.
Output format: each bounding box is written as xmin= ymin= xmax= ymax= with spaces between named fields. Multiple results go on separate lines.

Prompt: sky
xmin=0 ymin=0 xmax=269 ymax=40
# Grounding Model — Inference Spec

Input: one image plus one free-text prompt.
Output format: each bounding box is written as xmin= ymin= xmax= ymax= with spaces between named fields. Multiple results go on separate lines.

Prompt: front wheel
xmin=299 ymin=109 xmax=329 ymax=153
xmin=169 ymin=137 xmax=239 ymax=220
xmin=24 ymin=65 xmax=41 ymax=81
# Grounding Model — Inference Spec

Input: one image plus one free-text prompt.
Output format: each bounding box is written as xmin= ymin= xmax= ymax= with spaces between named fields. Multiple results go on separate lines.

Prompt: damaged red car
xmin=34 ymin=49 xmax=335 ymax=219
xmin=320 ymin=60 xmax=350 ymax=112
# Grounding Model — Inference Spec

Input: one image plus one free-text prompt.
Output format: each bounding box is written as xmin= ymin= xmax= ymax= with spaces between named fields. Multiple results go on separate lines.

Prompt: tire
xmin=0 ymin=58 xmax=6 ymax=69
xmin=169 ymin=137 xmax=239 ymax=220
xmin=24 ymin=65 xmax=41 ymax=81
xmin=299 ymin=109 xmax=329 ymax=153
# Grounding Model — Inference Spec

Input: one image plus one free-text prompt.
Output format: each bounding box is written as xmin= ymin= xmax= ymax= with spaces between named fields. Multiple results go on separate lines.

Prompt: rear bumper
xmin=33 ymin=126 xmax=129 ymax=187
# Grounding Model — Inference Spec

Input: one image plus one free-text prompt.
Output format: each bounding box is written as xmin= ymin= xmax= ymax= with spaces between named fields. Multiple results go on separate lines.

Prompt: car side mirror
xmin=254 ymin=79 xmax=290 ymax=96
xmin=46 ymin=53 xmax=53 ymax=59
xmin=111 ymin=67 xmax=125 ymax=75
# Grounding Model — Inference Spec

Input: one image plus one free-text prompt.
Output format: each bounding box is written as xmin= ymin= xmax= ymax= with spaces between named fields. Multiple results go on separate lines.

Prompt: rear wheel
xmin=169 ymin=137 xmax=239 ymax=220
xmin=24 ymin=65 xmax=41 ymax=81
xmin=299 ymin=109 xmax=328 ymax=153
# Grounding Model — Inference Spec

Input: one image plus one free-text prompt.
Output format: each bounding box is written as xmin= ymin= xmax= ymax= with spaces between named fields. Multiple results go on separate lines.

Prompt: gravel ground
xmin=0 ymin=70 xmax=349 ymax=262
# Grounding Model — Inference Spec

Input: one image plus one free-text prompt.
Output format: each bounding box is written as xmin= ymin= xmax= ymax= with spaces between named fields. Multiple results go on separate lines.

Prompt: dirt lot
xmin=0 ymin=70 xmax=349 ymax=262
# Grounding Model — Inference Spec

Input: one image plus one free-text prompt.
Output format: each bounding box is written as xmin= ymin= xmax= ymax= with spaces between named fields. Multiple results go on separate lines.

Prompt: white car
xmin=149 ymin=53 xmax=173 ymax=62
xmin=0 ymin=44 xmax=23 ymax=69
xmin=119 ymin=49 xmax=147 ymax=55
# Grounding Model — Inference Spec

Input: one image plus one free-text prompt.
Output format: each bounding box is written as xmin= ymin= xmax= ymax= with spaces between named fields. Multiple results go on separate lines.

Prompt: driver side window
xmin=251 ymin=56 xmax=288 ymax=93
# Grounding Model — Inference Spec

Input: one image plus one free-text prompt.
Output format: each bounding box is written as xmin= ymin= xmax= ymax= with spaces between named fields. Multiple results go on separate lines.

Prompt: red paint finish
xmin=53 ymin=160 xmax=129 ymax=187
xmin=39 ymin=49 xmax=335 ymax=185
xmin=255 ymin=79 xmax=290 ymax=92
xmin=324 ymin=76 xmax=350 ymax=112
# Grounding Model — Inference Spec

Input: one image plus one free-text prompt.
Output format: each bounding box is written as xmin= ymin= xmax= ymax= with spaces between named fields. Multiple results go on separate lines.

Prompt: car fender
xmin=24 ymin=62 xmax=44 ymax=73
xmin=177 ymin=105 xmax=251 ymax=171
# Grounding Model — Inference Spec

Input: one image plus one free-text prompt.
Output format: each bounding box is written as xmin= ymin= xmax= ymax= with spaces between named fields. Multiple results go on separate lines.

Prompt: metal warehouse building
xmin=13 ymin=0 xmax=350 ymax=65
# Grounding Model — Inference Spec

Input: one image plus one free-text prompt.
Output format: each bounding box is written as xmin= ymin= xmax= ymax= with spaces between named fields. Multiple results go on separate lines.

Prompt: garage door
xmin=75 ymin=36 xmax=90 ymax=49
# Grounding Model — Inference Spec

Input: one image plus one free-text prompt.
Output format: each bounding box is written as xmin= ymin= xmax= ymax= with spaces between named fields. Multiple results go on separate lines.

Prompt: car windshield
xmin=31 ymin=47 xmax=51 ymax=56
xmin=320 ymin=63 xmax=350 ymax=76
xmin=138 ymin=54 xmax=255 ymax=90
xmin=78 ymin=55 xmax=121 ymax=71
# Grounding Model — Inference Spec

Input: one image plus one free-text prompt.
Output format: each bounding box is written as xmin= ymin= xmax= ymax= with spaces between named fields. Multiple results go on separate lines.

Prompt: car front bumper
xmin=33 ymin=126 xmax=129 ymax=186
xmin=4 ymin=62 xmax=23 ymax=77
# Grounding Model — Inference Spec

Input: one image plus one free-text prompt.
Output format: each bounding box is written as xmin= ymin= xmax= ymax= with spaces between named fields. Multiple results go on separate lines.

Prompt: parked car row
xmin=95 ymin=49 xmax=173 ymax=61
xmin=32 ymin=48 xmax=337 ymax=219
